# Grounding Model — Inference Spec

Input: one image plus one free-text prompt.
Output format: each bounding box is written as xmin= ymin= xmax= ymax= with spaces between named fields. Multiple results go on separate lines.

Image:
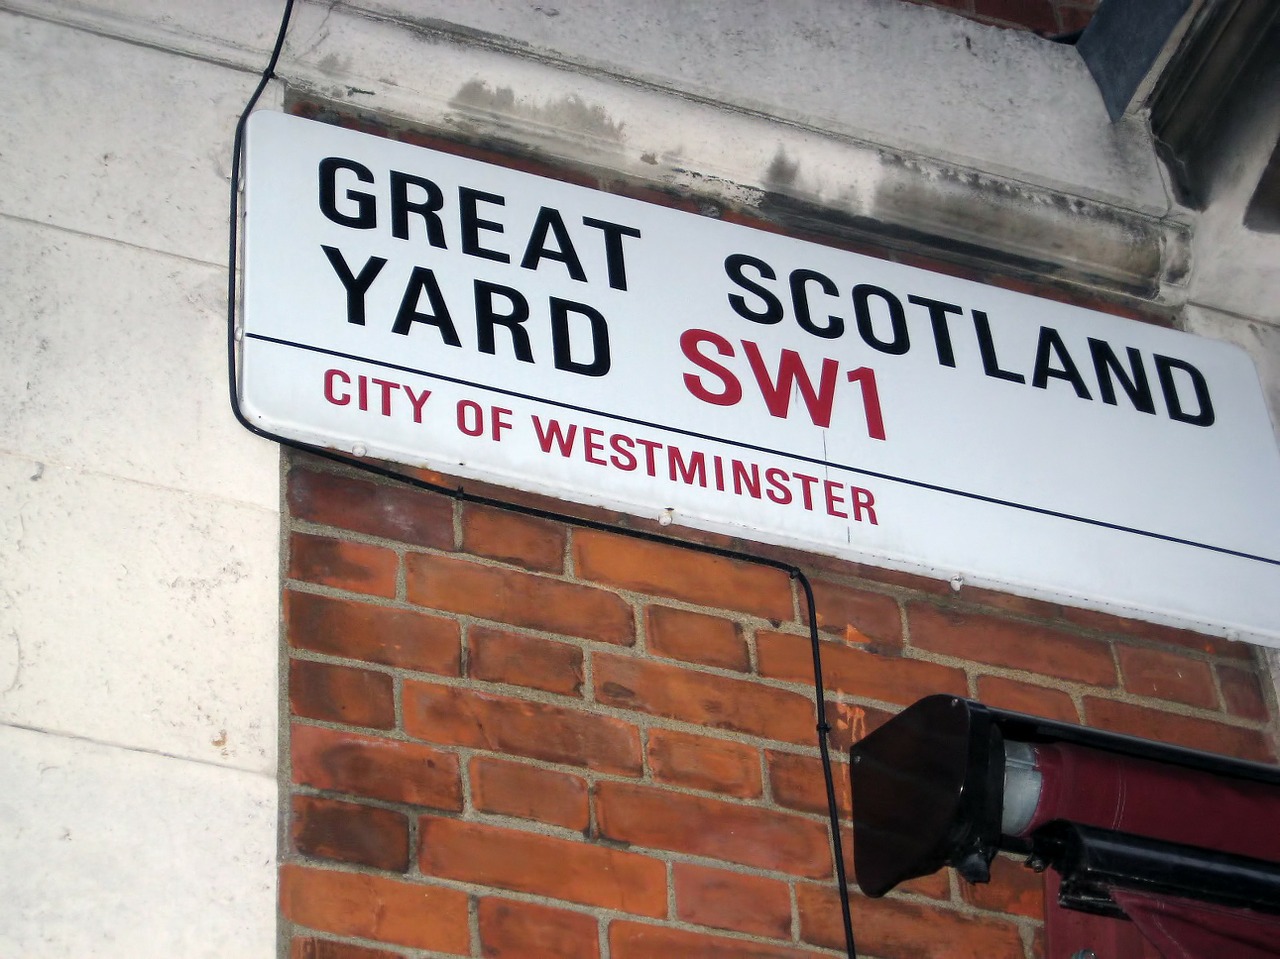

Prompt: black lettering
xmin=725 ymin=254 xmax=783 ymax=324
xmin=389 ymin=171 xmax=446 ymax=246
xmin=1155 ymin=355 xmax=1215 ymax=427
xmin=318 ymin=157 xmax=376 ymax=229
xmin=322 ymin=246 xmax=386 ymax=326
xmin=907 ymin=294 xmax=962 ymax=367
xmin=392 ymin=266 xmax=460 ymax=344
xmin=790 ymin=269 xmax=843 ymax=338
xmin=1031 ymin=327 xmax=1091 ymax=398
xmin=581 ymin=217 xmax=642 ymax=291
xmin=853 ymin=284 xmax=909 ymax=355
xmin=550 ymin=298 xmax=611 ymax=376
xmin=1089 ymin=338 xmax=1155 ymax=414
xmin=474 ymin=280 xmax=532 ymax=361
xmin=973 ymin=310 xmax=1025 ymax=383
xmin=459 ymin=187 xmax=509 ymax=263
xmin=521 ymin=208 xmax=587 ymax=281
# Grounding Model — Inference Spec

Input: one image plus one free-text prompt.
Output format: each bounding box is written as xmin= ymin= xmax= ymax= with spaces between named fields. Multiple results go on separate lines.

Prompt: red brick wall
xmin=904 ymin=0 xmax=1099 ymax=36
xmin=280 ymin=454 xmax=1276 ymax=958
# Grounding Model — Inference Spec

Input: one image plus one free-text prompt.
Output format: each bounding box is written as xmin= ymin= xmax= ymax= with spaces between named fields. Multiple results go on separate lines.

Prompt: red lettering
xmin=491 ymin=406 xmax=513 ymax=441
xmin=668 ymin=447 xmax=706 ymax=486
xmin=793 ymin=471 xmax=819 ymax=510
xmin=609 ymin=433 xmax=637 ymax=471
xmin=403 ymin=385 xmax=431 ymax=423
xmin=635 ymin=438 xmax=662 ymax=477
xmin=371 ymin=377 xmax=397 ymax=416
xmin=531 ymin=415 xmax=577 ymax=455
xmin=456 ymin=399 xmax=484 ymax=436
xmin=852 ymin=487 xmax=878 ymax=525
xmin=846 ymin=366 xmax=887 ymax=440
xmin=583 ymin=427 xmax=607 ymax=464
xmin=742 ymin=341 xmax=840 ymax=427
xmin=324 ymin=369 xmax=351 ymax=405
xmin=681 ymin=329 xmax=743 ymax=406
xmin=732 ymin=461 xmax=761 ymax=498
xmin=824 ymin=480 xmax=848 ymax=518
xmin=765 ymin=467 xmax=791 ymax=505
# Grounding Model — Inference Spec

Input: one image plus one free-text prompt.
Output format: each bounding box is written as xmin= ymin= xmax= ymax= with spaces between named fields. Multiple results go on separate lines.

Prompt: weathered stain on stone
xmin=1 ymin=629 xmax=21 ymax=695
xmin=765 ymin=147 xmax=800 ymax=189
xmin=855 ymin=149 xmax=1176 ymax=298
xmin=315 ymin=52 xmax=349 ymax=77
xmin=449 ymin=80 xmax=625 ymax=141
xmin=668 ymin=169 xmax=765 ymax=210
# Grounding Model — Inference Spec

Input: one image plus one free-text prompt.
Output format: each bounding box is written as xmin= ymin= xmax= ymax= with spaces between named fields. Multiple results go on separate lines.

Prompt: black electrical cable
xmin=227 ymin=4 xmax=857 ymax=956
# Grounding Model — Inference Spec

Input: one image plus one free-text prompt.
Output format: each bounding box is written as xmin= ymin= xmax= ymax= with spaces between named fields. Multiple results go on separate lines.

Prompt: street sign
xmin=240 ymin=111 xmax=1280 ymax=645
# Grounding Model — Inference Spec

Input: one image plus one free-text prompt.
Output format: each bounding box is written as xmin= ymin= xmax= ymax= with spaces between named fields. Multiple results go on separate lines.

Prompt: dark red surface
xmin=1043 ymin=871 xmax=1160 ymax=959
xmin=1018 ymin=742 xmax=1280 ymax=862
xmin=1029 ymin=742 xmax=1280 ymax=958
xmin=1114 ymin=890 xmax=1280 ymax=959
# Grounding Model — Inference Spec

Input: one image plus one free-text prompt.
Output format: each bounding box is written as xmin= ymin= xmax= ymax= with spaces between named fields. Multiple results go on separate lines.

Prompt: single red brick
xmin=595 ymin=653 xmax=817 ymax=746
xmin=833 ymin=559 xmax=956 ymax=597
xmin=479 ymin=898 xmax=600 ymax=959
xmin=975 ymin=675 xmax=1080 ymax=723
xmin=1218 ymin=665 xmax=1270 ymax=721
xmin=289 ymin=658 xmax=396 ymax=729
xmin=959 ymin=854 xmax=1044 ymax=919
xmin=405 ymin=553 xmax=634 ymax=645
xmin=645 ymin=605 xmax=749 ymax=671
xmin=572 ymin=529 xmax=794 ymax=621
xmin=1118 ymin=646 xmax=1217 ymax=709
xmin=804 ymin=580 xmax=902 ymax=651
xmin=908 ymin=605 xmax=1116 ymax=686
xmin=279 ymin=864 xmax=469 ymax=953
xmin=288 ymin=467 xmax=454 ymax=550
xmin=767 ymin=750 xmax=851 ymax=819
xmin=899 ymin=868 xmax=954 ymax=901
xmin=1062 ymin=607 xmax=1252 ymax=660
xmin=419 ymin=815 xmax=666 ymax=916
xmin=403 ymin=679 xmax=642 ymax=775
xmin=286 ymin=590 xmax=461 ymax=676
xmin=1083 ymin=697 xmax=1275 ymax=762
xmin=291 ymin=723 xmax=463 ymax=810
xmin=948 ymin=584 xmax=1066 ymax=623
xmin=292 ymin=794 xmax=410 ymax=871
xmin=290 ymin=937 xmax=406 ymax=959
xmin=609 ymin=921 xmax=825 ymax=959
xmin=756 ymin=631 xmax=967 ymax=707
xmin=647 ymin=727 xmax=763 ymax=798
xmin=461 ymin=503 xmax=566 ymax=573
xmin=797 ymin=883 xmax=1025 ymax=958
xmin=596 ymin=780 xmax=833 ymax=879
xmin=470 ymin=756 xmax=590 ymax=831
xmin=674 ymin=862 xmax=792 ymax=938
xmin=469 ymin=626 xmax=583 ymax=696
xmin=289 ymin=532 xmax=399 ymax=598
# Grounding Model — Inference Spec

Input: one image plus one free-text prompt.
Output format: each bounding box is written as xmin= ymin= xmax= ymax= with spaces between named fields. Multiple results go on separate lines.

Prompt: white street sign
xmin=240 ymin=111 xmax=1280 ymax=646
